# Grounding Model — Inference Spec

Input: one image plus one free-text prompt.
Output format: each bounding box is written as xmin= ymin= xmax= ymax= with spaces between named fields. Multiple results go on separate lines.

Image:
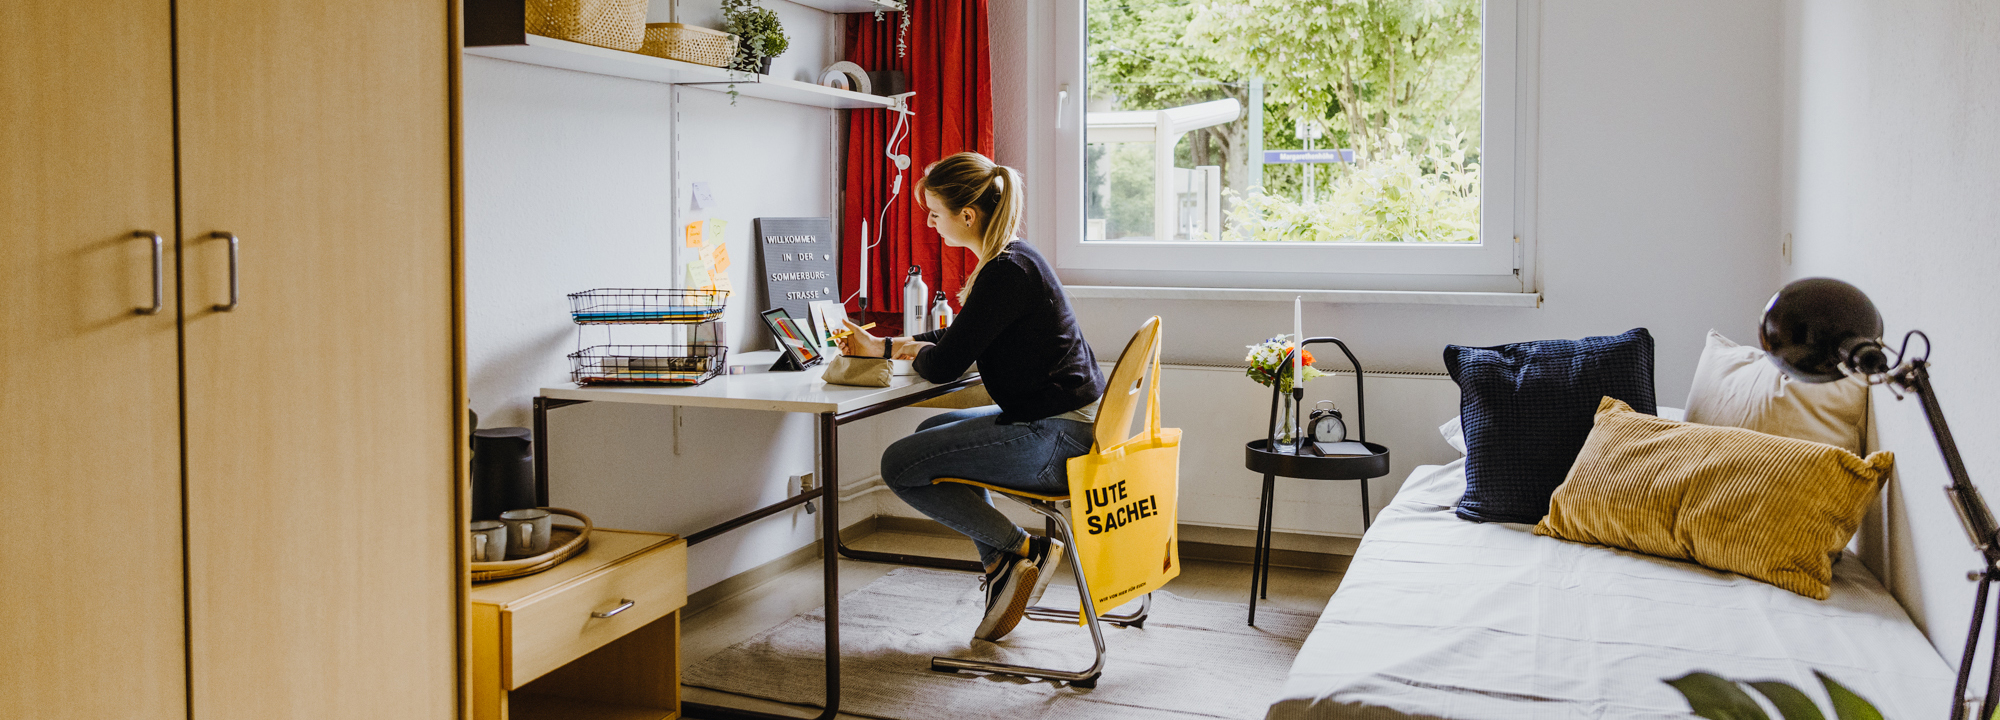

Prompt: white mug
xmin=500 ymin=508 xmax=552 ymax=558
xmin=469 ymin=521 xmax=508 ymax=563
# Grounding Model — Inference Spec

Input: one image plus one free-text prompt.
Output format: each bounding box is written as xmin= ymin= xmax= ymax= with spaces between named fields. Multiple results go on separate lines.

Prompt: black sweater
xmin=912 ymin=243 xmax=1104 ymax=424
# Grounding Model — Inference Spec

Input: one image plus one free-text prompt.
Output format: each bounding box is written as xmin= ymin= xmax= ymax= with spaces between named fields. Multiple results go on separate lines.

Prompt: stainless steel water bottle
xmin=902 ymin=265 xmax=928 ymax=335
xmin=930 ymin=290 xmax=952 ymax=331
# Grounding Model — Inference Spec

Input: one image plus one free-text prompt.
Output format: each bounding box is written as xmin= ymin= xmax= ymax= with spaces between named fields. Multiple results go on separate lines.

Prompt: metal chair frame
xmin=926 ymin=488 xmax=1151 ymax=689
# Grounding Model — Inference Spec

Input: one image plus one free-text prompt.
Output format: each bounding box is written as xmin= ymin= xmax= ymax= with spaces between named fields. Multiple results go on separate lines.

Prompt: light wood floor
xmin=680 ymin=529 xmax=1345 ymax=719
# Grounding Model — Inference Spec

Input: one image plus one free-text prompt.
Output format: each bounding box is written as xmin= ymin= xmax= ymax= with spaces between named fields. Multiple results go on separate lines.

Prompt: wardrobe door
xmin=173 ymin=1 xmax=460 ymax=718
xmin=0 ymin=4 xmax=186 ymax=720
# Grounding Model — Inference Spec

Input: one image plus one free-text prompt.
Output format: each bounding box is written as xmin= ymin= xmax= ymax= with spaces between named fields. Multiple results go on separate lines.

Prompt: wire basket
xmin=571 ymin=344 xmax=727 ymax=386
xmin=526 ymin=0 xmax=648 ymax=52
xmin=641 ymin=23 xmax=739 ymax=67
xmin=568 ymin=288 xmax=727 ymax=324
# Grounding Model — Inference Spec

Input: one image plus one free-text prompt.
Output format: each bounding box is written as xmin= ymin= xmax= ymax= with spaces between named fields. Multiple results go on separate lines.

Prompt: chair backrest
xmin=1093 ymin=316 xmax=1162 ymax=451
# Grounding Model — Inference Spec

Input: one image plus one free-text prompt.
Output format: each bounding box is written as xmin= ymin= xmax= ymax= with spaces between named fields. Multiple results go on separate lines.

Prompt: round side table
xmin=1242 ymin=336 xmax=1390 ymax=626
xmin=1243 ymin=441 xmax=1389 ymax=625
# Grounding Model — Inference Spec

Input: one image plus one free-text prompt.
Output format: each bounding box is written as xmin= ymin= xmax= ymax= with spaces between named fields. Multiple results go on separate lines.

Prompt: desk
xmin=532 ymin=351 xmax=983 ymax=720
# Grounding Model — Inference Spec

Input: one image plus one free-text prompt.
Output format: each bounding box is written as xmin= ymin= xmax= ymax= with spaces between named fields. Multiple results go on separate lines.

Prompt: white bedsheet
xmin=1267 ymin=460 xmax=1953 ymax=720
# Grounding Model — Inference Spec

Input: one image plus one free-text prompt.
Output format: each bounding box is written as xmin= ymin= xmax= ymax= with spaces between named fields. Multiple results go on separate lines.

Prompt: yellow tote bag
xmin=1066 ymin=325 xmax=1180 ymax=612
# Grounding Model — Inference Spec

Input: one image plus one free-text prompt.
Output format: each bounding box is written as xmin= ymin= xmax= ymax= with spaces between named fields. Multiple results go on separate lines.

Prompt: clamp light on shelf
xmin=1760 ymin=277 xmax=1993 ymax=720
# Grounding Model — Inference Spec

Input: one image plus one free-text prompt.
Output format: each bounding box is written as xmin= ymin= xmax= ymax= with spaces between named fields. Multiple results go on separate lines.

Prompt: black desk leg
xmin=1249 ymin=472 xmax=1275 ymax=625
xmin=683 ymin=413 xmax=844 ymax=720
xmin=1260 ymin=474 xmax=1277 ymax=600
xmin=532 ymin=396 xmax=550 ymax=507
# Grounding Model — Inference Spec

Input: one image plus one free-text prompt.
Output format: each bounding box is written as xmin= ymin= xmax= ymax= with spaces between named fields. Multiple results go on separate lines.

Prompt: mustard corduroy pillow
xmin=1533 ymin=396 xmax=1894 ymax=600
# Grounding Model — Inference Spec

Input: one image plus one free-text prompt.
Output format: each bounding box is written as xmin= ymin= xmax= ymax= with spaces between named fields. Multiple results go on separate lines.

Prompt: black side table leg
xmin=1360 ymin=477 xmax=1372 ymax=531
xmin=1259 ymin=474 xmax=1276 ymax=600
xmin=1249 ymin=472 xmax=1275 ymax=625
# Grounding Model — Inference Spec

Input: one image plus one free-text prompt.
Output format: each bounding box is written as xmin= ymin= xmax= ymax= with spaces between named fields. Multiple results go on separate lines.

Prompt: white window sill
xmin=1065 ymin=285 xmax=1542 ymax=307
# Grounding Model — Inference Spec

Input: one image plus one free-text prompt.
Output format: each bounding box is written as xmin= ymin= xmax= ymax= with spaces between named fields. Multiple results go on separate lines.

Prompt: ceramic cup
xmin=469 ymin=521 xmax=508 ymax=563
xmin=500 ymin=508 xmax=553 ymax=558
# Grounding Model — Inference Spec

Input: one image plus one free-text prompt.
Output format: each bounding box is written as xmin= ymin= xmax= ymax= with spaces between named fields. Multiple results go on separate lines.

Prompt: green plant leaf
xmin=1666 ymin=673 xmax=1772 ymax=720
xmin=1746 ymin=681 xmax=1827 ymax=720
xmin=1813 ymin=671 xmax=1884 ymax=720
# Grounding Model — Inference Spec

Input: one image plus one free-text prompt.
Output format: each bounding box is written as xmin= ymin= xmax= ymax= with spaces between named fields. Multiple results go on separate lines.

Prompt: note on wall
xmin=685 ymin=220 xmax=703 ymax=248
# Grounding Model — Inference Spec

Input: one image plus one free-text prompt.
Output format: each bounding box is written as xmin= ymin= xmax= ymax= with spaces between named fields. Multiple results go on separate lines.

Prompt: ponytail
xmin=916 ymin=152 xmax=1025 ymax=303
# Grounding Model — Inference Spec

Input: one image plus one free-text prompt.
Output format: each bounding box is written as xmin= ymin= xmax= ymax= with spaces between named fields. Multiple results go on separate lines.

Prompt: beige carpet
xmin=684 ymin=567 xmax=1317 ymax=720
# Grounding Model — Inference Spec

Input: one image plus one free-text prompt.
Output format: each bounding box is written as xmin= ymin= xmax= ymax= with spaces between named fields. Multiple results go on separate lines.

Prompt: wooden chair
xmin=928 ymin=316 xmax=1166 ymax=688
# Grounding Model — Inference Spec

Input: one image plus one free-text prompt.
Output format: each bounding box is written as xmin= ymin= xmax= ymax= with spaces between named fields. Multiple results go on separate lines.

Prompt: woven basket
xmin=641 ymin=23 xmax=739 ymax=67
xmin=526 ymin=0 xmax=648 ymax=52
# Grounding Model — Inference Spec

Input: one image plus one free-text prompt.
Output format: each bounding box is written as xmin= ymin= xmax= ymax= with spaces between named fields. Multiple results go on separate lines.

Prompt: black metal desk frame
xmin=532 ymin=374 xmax=985 ymax=720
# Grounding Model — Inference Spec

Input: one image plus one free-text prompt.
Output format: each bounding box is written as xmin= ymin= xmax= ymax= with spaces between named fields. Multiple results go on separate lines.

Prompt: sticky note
xmin=685 ymin=221 xmax=703 ymax=248
xmin=708 ymin=220 xmax=728 ymax=242
xmin=691 ymin=181 xmax=716 ymax=210
xmin=713 ymin=244 xmax=732 ymax=272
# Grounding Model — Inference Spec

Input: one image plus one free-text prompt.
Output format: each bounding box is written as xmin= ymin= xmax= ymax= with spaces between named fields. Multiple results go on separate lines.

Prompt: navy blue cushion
xmin=1444 ymin=328 xmax=1657 ymax=523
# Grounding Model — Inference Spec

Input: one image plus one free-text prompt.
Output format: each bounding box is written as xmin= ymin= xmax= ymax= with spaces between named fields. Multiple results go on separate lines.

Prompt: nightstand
xmin=471 ymin=529 xmax=687 ymax=720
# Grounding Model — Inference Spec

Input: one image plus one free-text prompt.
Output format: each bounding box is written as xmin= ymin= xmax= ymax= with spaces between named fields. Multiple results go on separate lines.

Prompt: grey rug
xmin=684 ymin=567 xmax=1317 ymax=720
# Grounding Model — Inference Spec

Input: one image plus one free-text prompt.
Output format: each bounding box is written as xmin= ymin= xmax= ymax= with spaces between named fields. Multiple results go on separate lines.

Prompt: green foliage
xmin=1225 ymin=126 xmax=1477 ymax=242
xmin=722 ymin=0 xmax=789 ymax=72
xmin=1664 ymin=671 xmax=1884 ymax=720
xmin=1186 ymin=0 xmax=1481 ymax=161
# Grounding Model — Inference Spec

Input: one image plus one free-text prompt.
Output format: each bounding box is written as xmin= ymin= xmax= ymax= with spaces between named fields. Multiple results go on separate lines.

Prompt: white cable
xmin=843 ymin=109 xmax=913 ymax=305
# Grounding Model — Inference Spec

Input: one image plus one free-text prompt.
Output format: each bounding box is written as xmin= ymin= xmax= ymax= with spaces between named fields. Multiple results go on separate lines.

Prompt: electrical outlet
xmin=1782 ymin=232 xmax=1793 ymax=264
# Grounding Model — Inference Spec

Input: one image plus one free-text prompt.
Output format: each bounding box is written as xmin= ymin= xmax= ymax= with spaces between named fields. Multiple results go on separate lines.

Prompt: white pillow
xmin=1684 ymin=330 xmax=1868 ymax=453
xmin=1440 ymin=415 xmax=1466 ymax=454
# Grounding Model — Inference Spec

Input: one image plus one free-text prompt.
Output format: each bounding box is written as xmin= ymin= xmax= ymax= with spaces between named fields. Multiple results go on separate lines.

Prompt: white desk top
xmin=542 ymin=351 xmax=980 ymax=415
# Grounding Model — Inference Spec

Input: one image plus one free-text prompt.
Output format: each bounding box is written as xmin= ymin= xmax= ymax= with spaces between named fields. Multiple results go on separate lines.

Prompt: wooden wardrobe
xmin=1 ymin=2 xmax=464 ymax=719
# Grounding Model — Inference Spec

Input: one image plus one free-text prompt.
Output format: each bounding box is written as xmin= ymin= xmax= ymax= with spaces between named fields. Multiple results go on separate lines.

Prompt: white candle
xmin=1292 ymin=296 xmax=1304 ymax=394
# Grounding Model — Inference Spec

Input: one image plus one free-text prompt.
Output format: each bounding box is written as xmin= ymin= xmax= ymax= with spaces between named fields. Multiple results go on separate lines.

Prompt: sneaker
xmin=1023 ymin=535 xmax=1065 ymax=606
xmin=975 ymin=554 xmax=1038 ymax=642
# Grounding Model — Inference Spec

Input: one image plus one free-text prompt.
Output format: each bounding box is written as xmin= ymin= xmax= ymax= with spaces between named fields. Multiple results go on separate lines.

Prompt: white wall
xmin=1782 ymin=0 xmax=2000 ymax=667
xmin=464 ymin=0 xmax=872 ymax=593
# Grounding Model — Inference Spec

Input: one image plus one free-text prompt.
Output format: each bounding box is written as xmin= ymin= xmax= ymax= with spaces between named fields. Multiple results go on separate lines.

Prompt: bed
xmin=1266 ymin=457 xmax=1956 ymax=719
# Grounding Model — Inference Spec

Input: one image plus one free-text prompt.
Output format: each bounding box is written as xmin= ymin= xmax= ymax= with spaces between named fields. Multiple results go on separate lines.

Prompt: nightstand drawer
xmin=503 ymin=539 xmax=686 ymax=688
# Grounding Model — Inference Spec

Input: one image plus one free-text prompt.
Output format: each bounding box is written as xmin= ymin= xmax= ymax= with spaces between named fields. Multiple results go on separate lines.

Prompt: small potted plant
xmin=722 ymin=0 xmax=789 ymax=75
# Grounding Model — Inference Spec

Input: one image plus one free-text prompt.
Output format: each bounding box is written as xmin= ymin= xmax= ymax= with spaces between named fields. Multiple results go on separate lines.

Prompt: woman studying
xmin=837 ymin=152 xmax=1104 ymax=643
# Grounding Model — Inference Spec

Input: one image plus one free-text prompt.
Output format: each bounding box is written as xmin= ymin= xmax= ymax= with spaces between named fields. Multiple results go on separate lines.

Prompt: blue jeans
xmin=882 ymin=405 xmax=1095 ymax=568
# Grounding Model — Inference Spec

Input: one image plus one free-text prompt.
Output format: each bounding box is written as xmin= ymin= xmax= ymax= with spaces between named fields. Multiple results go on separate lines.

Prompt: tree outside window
xmin=1086 ymin=0 xmax=1483 ymax=244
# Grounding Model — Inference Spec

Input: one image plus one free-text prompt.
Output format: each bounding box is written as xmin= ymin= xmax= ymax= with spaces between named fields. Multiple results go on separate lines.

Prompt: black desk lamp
xmin=1760 ymin=277 xmax=1995 ymax=720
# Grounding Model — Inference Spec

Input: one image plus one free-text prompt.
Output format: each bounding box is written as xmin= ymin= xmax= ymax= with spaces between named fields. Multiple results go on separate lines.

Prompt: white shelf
xmin=790 ymin=0 xmax=903 ymax=12
xmin=465 ymin=35 xmax=901 ymax=111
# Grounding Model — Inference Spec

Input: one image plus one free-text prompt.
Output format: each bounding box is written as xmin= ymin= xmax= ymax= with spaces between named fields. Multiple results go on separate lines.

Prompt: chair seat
xmin=932 ymin=477 xmax=1071 ymax=503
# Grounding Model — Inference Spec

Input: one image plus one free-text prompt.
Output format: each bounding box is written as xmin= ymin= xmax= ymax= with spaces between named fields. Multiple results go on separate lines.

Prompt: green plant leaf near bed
xmin=1665 ymin=671 xmax=1884 ymax=720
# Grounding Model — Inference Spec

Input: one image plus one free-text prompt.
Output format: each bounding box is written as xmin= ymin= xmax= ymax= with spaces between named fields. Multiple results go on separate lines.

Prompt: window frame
xmin=1025 ymin=0 xmax=1537 ymax=294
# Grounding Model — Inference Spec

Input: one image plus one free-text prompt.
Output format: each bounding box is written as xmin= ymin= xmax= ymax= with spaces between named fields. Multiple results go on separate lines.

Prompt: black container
xmin=471 ymin=427 xmax=536 ymax=522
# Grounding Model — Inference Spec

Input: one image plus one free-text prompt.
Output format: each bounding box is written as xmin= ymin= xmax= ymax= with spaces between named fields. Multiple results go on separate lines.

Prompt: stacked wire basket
xmin=567 ymin=288 xmax=728 ymax=387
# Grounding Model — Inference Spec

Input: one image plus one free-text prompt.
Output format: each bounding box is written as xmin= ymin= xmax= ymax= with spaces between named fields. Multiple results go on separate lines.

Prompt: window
xmin=1034 ymin=0 xmax=1530 ymax=292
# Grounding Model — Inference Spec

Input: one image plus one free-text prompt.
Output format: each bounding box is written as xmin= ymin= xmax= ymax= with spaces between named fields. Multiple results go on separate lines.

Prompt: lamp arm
xmin=1896 ymin=360 xmax=2000 ymax=566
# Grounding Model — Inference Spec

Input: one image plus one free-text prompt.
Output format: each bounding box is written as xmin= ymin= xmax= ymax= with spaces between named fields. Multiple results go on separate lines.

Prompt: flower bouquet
xmin=1245 ymin=335 xmax=1324 ymax=393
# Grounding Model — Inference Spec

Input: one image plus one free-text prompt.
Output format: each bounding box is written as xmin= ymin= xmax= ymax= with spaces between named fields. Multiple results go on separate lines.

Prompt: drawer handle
xmin=592 ymin=599 xmax=636 ymax=619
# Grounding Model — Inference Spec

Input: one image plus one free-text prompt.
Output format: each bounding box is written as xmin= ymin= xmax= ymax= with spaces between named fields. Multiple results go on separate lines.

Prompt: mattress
xmin=1267 ymin=459 xmax=1954 ymax=720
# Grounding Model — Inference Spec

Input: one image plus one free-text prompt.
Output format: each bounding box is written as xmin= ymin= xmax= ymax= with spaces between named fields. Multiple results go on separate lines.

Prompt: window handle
xmin=135 ymin=231 xmax=164 ymax=315
xmin=1057 ymin=84 xmax=1070 ymax=129
xmin=210 ymin=231 xmax=239 ymax=312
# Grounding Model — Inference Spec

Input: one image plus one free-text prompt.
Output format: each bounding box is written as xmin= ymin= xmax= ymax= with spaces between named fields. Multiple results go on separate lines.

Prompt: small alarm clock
xmin=1307 ymin=400 xmax=1347 ymax=444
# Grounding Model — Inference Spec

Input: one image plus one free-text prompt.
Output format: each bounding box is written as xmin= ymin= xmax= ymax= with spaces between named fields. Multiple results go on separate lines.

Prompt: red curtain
xmin=840 ymin=0 xmax=993 ymax=335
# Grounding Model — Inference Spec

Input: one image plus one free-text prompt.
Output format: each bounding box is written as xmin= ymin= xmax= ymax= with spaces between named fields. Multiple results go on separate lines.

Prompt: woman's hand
xmin=890 ymin=337 xmax=933 ymax=360
xmin=835 ymin=319 xmax=886 ymax=358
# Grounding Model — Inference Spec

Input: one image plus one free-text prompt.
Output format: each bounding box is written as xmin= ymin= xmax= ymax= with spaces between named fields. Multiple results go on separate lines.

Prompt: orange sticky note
xmin=685 ymin=221 xmax=703 ymax=248
xmin=713 ymin=244 xmax=732 ymax=271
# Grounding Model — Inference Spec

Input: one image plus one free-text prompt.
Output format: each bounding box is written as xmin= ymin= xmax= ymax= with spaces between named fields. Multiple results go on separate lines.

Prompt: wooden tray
xmin=471 ymin=508 xmax=593 ymax=583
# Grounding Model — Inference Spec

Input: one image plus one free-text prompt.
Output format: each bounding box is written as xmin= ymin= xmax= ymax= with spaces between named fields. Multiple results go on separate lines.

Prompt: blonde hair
xmin=916 ymin=152 xmax=1024 ymax=302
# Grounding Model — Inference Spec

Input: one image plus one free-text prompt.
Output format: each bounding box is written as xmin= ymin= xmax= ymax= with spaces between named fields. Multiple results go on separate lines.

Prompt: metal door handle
xmin=210 ymin=231 xmax=239 ymax=311
xmin=135 ymin=231 xmax=163 ymax=315
xmin=591 ymin=599 xmax=636 ymax=618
